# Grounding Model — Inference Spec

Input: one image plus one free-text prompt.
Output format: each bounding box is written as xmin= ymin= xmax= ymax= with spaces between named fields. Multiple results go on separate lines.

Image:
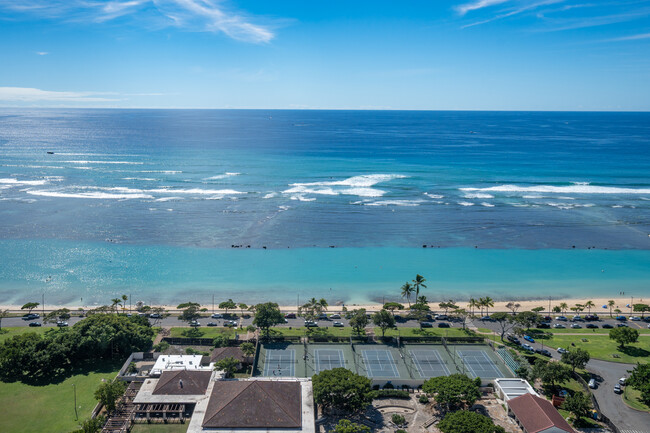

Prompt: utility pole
xmin=73 ymin=383 xmax=78 ymax=421
xmin=212 ymin=294 xmax=214 ymax=315
xmin=548 ymin=296 xmax=551 ymax=317
xmin=42 ymin=293 xmax=45 ymax=318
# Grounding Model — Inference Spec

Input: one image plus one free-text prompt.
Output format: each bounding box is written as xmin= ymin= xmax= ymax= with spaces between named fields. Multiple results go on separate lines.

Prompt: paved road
xmin=587 ymin=359 xmax=650 ymax=432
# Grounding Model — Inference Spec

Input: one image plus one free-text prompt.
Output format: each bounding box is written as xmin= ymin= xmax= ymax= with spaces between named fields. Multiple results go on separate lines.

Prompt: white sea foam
xmin=148 ymin=188 xmax=243 ymax=195
xmin=284 ymin=174 xmax=405 ymax=198
xmin=204 ymin=172 xmax=240 ymax=180
xmin=154 ymin=197 xmax=183 ymax=202
xmin=263 ymin=192 xmax=278 ymax=199
xmin=463 ymin=192 xmax=494 ymax=199
xmin=140 ymin=170 xmax=182 ymax=174
xmin=362 ymin=199 xmax=424 ymax=207
xmin=26 ymin=190 xmax=153 ymax=199
xmin=63 ymin=160 xmax=144 ymax=165
xmin=612 ymin=205 xmax=623 ymax=208
xmin=290 ymin=194 xmax=316 ymax=202
xmin=522 ymin=195 xmax=543 ymax=199
xmin=73 ymin=167 xmax=92 ymax=170
xmin=424 ymin=193 xmax=444 ymax=199
xmin=458 ymin=201 xmax=474 ymax=206
xmin=460 ymin=184 xmax=650 ymax=194
xmin=278 ymin=205 xmax=290 ymax=211
xmin=122 ymin=177 xmax=158 ymax=181
xmin=480 ymin=202 xmax=495 ymax=207
xmin=0 ymin=178 xmax=49 ymax=186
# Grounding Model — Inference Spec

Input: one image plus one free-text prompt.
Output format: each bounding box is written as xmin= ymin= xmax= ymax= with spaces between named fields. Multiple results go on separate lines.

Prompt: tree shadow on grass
xmin=4 ymin=358 xmax=124 ymax=387
xmin=619 ymin=345 xmax=650 ymax=358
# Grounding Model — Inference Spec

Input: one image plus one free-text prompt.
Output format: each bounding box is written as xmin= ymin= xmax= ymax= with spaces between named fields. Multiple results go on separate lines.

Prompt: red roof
xmin=508 ymin=393 xmax=576 ymax=433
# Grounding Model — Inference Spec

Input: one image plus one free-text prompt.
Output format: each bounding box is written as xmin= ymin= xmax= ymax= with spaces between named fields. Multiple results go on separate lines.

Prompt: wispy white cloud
xmin=35 ymin=51 xmax=48 ymax=55
xmin=0 ymin=87 xmax=120 ymax=102
xmin=0 ymin=0 xmax=275 ymax=43
xmin=462 ymin=0 xmax=564 ymax=28
xmin=456 ymin=0 xmax=511 ymax=16
xmin=606 ymin=31 xmax=650 ymax=41
xmin=537 ymin=8 xmax=650 ymax=32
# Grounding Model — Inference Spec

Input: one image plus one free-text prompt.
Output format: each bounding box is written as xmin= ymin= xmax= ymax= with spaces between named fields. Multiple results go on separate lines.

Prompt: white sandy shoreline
xmin=2 ymin=296 xmax=645 ymax=315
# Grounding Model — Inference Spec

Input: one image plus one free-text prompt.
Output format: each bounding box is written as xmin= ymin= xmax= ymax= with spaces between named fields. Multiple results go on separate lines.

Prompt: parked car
xmin=189 ymin=320 xmax=201 ymax=327
xmin=588 ymin=378 xmax=597 ymax=389
xmin=206 ymin=322 xmax=217 ymax=327
xmin=647 ymin=324 xmax=650 ymax=329
xmin=436 ymin=314 xmax=449 ymax=320
xmin=535 ymin=349 xmax=552 ymax=357
xmin=614 ymin=384 xmax=622 ymax=394
xmin=304 ymin=320 xmax=318 ymax=327
xmin=572 ymin=316 xmax=584 ymax=322
xmin=333 ymin=321 xmax=344 ymax=327
xmin=556 ymin=316 xmax=568 ymax=321
xmin=29 ymin=321 xmax=42 ymax=327
xmin=224 ymin=320 xmax=237 ymax=327
xmin=22 ymin=313 xmax=40 ymax=321
xmin=329 ymin=314 xmax=341 ymax=319
xmin=318 ymin=313 xmax=329 ymax=320
xmin=615 ymin=315 xmax=627 ymax=321
xmin=571 ymin=324 xmax=582 ymax=329
xmin=524 ymin=335 xmax=535 ymax=343
xmin=557 ymin=347 xmax=568 ymax=354
xmin=542 ymin=316 xmax=552 ymax=322
xmin=619 ymin=377 xmax=626 ymax=386
xmin=480 ymin=315 xmax=492 ymax=321
xmin=284 ymin=313 xmax=296 ymax=319
xmin=507 ymin=334 xmax=520 ymax=344
xmin=522 ymin=344 xmax=534 ymax=352
xmin=56 ymin=321 xmax=68 ymax=327
xmin=149 ymin=313 xmax=162 ymax=319
xmin=420 ymin=322 xmax=434 ymax=328
xmin=602 ymin=324 xmax=614 ymax=329
xmin=630 ymin=316 xmax=641 ymax=321
xmin=538 ymin=323 xmax=551 ymax=329
xmin=584 ymin=315 xmax=599 ymax=321
xmin=438 ymin=322 xmax=450 ymax=328
xmin=553 ymin=324 xmax=566 ymax=329
xmin=211 ymin=313 xmax=223 ymax=319
xmin=617 ymin=323 xmax=628 ymax=328
xmin=586 ymin=324 xmax=599 ymax=329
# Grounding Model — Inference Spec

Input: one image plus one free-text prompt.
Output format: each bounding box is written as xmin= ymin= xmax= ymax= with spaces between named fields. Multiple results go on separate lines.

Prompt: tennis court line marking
xmin=314 ymin=348 xmax=345 ymax=373
xmin=361 ymin=349 xmax=399 ymax=378
xmin=457 ymin=350 xmax=500 ymax=378
xmin=264 ymin=349 xmax=295 ymax=377
xmin=409 ymin=349 xmax=450 ymax=378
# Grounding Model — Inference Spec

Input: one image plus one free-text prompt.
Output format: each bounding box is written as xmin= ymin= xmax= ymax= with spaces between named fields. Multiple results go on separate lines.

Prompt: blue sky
xmin=0 ymin=0 xmax=649 ymax=110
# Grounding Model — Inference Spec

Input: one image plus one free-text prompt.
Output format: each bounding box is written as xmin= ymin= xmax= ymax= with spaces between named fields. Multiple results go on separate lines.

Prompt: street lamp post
xmin=73 ymin=383 xmax=78 ymax=421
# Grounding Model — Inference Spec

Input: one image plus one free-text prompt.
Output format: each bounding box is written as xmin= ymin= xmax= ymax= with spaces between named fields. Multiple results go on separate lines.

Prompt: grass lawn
xmin=131 ymin=423 xmax=189 ymax=433
xmin=534 ymin=327 xmax=650 ymax=335
xmin=623 ymin=387 xmax=650 ymax=412
xmin=0 ymin=359 xmax=123 ymax=433
xmin=168 ymin=327 xmax=236 ymax=339
xmin=0 ymin=326 xmax=50 ymax=343
xmin=543 ymin=334 xmax=650 ymax=364
xmin=382 ymin=326 xmax=475 ymax=338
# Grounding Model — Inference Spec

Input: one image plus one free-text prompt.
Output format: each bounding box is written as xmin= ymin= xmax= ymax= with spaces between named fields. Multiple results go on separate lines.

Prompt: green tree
xmin=0 ymin=309 xmax=8 ymax=331
xmin=383 ymin=302 xmax=404 ymax=316
xmin=73 ymin=416 xmax=106 ymax=433
xmin=505 ymin=302 xmax=521 ymax=315
xmin=482 ymin=297 xmax=494 ymax=316
xmin=400 ymin=282 xmax=414 ymax=307
xmin=490 ymin=312 xmax=514 ymax=342
xmin=438 ymin=410 xmax=505 ymax=433
xmin=21 ymin=302 xmax=40 ymax=315
xmin=215 ymin=356 xmax=239 ymax=378
xmin=218 ymin=299 xmax=236 ymax=315
xmin=252 ymin=302 xmax=284 ymax=336
xmin=532 ymin=360 xmax=571 ymax=392
xmin=349 ymin=309 xmax=369 ymax=334
xmin=240 ymin=342 xmax=255 ymax=358
xmin=299 ymin=298 xmax=328 ymax=322
xmin=422 ymin=374 xmax=480 ymax=412
xmin=584 ymin=300 xmax=595 ymax=314
xmin=177 ymin=302 xmax=201 ymax=324
xmin=110 ymin=298 xmax=122 ymax=314
xmin=412 ymin=274 xmax=427 ymax=299
xmin=607 ymin=300 xmax=615 ymax=317
xmin=312 ymin=368 xmax=372 ymax=414
xmin=513 ymin=311 xmax=540 ymax=330
xmin=633 ymin=303 xmax=650 ymax=318
xmin=453 ymin=308 xmax=470 ymax=330
xmin=563 ymin=391 xmax=591 ymax=422
xmin=609 ymin=327 xmax=639 ymax=348
xmin=531 ymin=306 xmax=545 ymax=314
xmin=561 ymin=348 xmax=590 ymax=373
xmin=44 ymin=308 xmax=71 ymax=324
xmin=627 ymin=363 xmax=650 ymax=406
xmin=331 ymin=419 xmax=370 ymax=433
xmin=439 ymin=300 xmax=458 ymax=315
xmin=213 ymin=334 xmax=229 ymax=348
xmin=238 ymin=303 xmax=248 ymax=317
xmin=559 ymin=302 xmax=568 ymax=314
xmin=94 ymin=381 xmax=126 ymax=413
xmin=372 ymin=309 xmax=396 ymax=337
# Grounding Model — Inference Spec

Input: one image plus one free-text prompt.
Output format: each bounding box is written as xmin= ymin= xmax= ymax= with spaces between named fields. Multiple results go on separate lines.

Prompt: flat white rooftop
xmin=150 ymin=355 xmax=212 ymax=377
xmin=494 ymin=378 xmax=538 ymax=401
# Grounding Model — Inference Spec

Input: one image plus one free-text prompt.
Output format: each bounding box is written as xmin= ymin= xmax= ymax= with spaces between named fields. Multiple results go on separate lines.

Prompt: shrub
xmin=153 ymin=341 xmax=169 ymax=352
xmin=391 ymin=414 xmax=406 ymax=425
xmin=371 ymin=389 xmax=410 ymax=399
xmin=419 ymin=395 xmax=429 ymax=404
xmin=383 ymin=382 xmax=395 ymax=389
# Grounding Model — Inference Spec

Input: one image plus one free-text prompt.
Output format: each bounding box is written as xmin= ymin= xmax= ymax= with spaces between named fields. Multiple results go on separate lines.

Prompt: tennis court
xmin=361 ymin=349 xmax=400 ymax=378
xmin=263 ymin=348 xmax=296 ymax=377
xmin=314 ymin=348 xmax=346 ymax=373
xmin=409 ymin=349 xmax=450 ymax=378
xmin=457 ymin=349 xmax=504 ymax=379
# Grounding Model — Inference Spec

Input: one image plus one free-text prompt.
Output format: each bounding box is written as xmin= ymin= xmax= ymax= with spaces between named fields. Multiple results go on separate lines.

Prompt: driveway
xmin=587 ymin=359 xmax=650 ymax=433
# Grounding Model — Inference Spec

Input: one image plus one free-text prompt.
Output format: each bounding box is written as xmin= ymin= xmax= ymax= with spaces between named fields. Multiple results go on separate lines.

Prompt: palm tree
xmin=412 ymin=274 xmax=427 ymax=299
xmin=559 ymin=302 xmax=568 ymax=314
xmin=483 ymin=296 xmax=494 ymax=316
xmin=121 ymin=294 xmax=128 ymax=313
xmin=318 ymin=298 xmax=328 ymax=314
xmin=0 ymin=309 xmax=8 ymax=331
xmin=468 ymin=298 xmax=477 ymax=317
xmin=401 ymin=282 xmax=414 ymax=307
xmin=608 ymin=300 xmax=615 ymax=318
xmin=584 ymin=300 xmax=595 ymax=314
xmin=111 ymin=298 xmax=122 ymax=314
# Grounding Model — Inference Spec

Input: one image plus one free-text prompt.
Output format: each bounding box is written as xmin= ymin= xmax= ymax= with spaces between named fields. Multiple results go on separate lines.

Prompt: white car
xmin=333 ymin=321 xmax=344 ymax=327
xmin=522 ymin=343 xmax=534 ymax=352
xmin=588 ymin=378 xmax=597 ymax=389
xmin=557 ymin=347 xmax=568 ymax=354
xmin=619 ymin=377 xmax=626 ymax=386
xmin=630 ymin=316 xmax=641 ymax=321
xmin=553 ymin=324 xmax=566 ymax=329
xmin=330 ymin=314 xmax=341 ymax=319
xmin=211 ymin=313 xmax=223 ymax=319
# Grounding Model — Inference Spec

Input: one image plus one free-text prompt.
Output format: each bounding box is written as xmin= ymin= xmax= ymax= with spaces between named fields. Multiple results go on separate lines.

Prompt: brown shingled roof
xmin=152 ymin=370 xmax=212 ymax=395
xmin=508 ymin=393 xmax=576 ymax=433
xmin=202 ymin=381 xmax=301 ymax=429
xmin=210 ymin=346 xmax=246 ymax=363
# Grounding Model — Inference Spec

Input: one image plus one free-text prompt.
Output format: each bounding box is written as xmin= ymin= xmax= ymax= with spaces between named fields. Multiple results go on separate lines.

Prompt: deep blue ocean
xmin=1 ymin=109 xmax=649 ymax=306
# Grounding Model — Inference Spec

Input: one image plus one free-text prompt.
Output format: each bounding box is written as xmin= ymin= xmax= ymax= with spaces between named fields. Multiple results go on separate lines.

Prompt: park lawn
xmin=168 ymin=327 xmax=236 ymax=339
xmin=131 ymin=424 xmax=188 ymax=433
xmin=382 ymin=327 xmax=474 ymax=338
xmin=623 ymin=387 xmax=650 ymax=412
xmin=545 ymin=334 xmax=650 ymax=364
xmin=534 ymin=327 xmax=650 ymax=335
xmin=0 ymin=359 xmax=123 ymax=433
xmin=0 ymin=326 xmax=50 ymax=343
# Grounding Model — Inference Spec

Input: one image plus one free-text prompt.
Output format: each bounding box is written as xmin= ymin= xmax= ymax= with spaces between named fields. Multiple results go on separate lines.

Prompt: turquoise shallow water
xmin=1 ymin=239 xmax=648 ymax=306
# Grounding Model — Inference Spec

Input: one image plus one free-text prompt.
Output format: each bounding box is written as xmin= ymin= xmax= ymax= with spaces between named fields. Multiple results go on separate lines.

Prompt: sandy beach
xmin=2 ymin=296 xmax=645 ymax=315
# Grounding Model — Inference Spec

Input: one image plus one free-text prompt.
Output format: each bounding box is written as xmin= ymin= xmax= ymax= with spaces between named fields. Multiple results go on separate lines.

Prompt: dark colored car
xmin=438 ymin=322 xmax=450 ymax=328
xmin=206 ymin=322 xmax=217 ymax=327
xmin=480 ymin=315 xmax=492 ymax=321
xmin=284 ymin=313 xmax=296 ymax=319
xmin=420 ymin=322 xmax=434 ymax=328
xmin=615 ymin=315 xmax=627 ymax=321
xmin=602 ymin=324 xmax=614 ymax=329
xmin=507 ymin=334 xmax=520 ymax=345
xmin=617 ymin=323 xmax=628 ymax=328
xmin=535 ymin=348 xmax=552 ymax=357
xmin=538 ymin=323 xmax=551 ymax=329
xmin=586 ymin=324 xmax=599 ymax=329
xmin=29 ymin=321 xmax=42 ymax=327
